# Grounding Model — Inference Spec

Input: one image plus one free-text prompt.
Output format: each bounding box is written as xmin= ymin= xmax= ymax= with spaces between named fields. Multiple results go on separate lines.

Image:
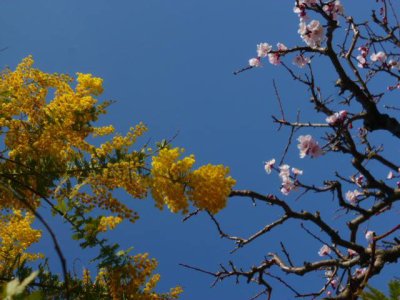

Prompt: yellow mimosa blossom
xmin=98 ymin=216 xmax=123 ymax=232
xmin=95 ymin=253 xmax=182 ymax=300
xmin=150 ymin=148 xmax=195 ymax=213
xmin=0 ymin=56 xmax=237 ymax=298
xmin=150 ymin=148 xmax=236 ymax=214
xmin=0 ymin=211 xmax=42 ymax=276
xmin=188 ymin=164 xmax=236 ymax=214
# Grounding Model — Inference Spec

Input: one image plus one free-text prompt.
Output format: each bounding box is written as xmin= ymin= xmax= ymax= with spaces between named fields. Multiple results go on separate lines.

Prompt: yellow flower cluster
xmin=98 ymin=215 xmax=123 ymax=232
xmin=150 ymin=148 xmax=236 ymax=214
xmin=93 ymin=160 xmax=147 ymax=198
xmin=150 ymin=148 xmax=195 ymax=213
xmin=0 ymin=210 xmax=42 ymax=276
xmin=84 ymin=184 xmax=139 ymax=223
xmin=0 ymin=57 xmax=237 ymax=298
xmin=1 ymin=56 xmax=99 ymax=166
xmin=92 ymin=125 xmax=115 ymax=137
xmin=76 ymin=72 xmax=104 ymax=96
xmin=93 ymin=253 xmax=182 ymax=300
xmin=188 ymin=164 xmax=236 ymax=214
xmin=92 ymin=123 xmax=148 ymax=157
xmin=0 ymin=57 xmax=149 ymax=217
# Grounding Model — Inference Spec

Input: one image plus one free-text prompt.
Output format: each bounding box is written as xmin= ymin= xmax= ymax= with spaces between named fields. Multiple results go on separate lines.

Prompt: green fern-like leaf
xmin=361 ymin=286 xmax=389 ymax=300
xmin=388 ymin=280 xmax=400 ymax=300
xmin=361 ymin=279 xmax=400 ymax=300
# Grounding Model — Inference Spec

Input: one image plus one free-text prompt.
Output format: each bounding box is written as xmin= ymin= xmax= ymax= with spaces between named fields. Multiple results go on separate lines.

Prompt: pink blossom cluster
xmin=318 ymin=244 xmax=331 ymax=257
xmin=387 ymin=168 xmax=400 ymax=180
xmin=358 ymin=50 xmax=392 ymax=69
xmin=356 ymin=45 xmax=369 ymax=68
xmin=322 ymin=0 xmax=344 ymax=20
xmin=268 ymin=43 xmax=288 ymax=65
xmin=388 ymin=59 xmax=400 ymax=70
xmin=248 ymin=57 xmax=261 ymax=68
xmin=298 ymin=20 xmax=324 ymax=49
xmin=325 ymin=270 xmax=339 ymax=292
xmin=278 ymin=164 xmax=302 ymax=195
xmin=249 ymin=43 xmax=289 ymax=67
xmin=293 ymin=55 xmax=311 ymax=68
xmin=297 ymin=135 xmax=323 ymax=158
xmin=264 ymin=158 xmax=276 ymax=174
xmin=365 ymin=230 xmax=375 ymax=242
xmin=370 ymin=51 xmax=387 ymax=63
xmin=326 ymin=110 xmax=347 ymax=125
xmin=345 ymin=189 xmax=362 ymax=205
xmin=352 ymin=174 xmax=364 ymax=187
xmin=294 ymin=1 xmax=344 ymax=49
xmin=387 ymin=170 xmax=394 ymax=180
xmin=325 ymin=270 xmax=339 ymax=297
xmin=293 ymin=0 xmax=317 ymax=22
xmin=265 ymin=160 xmax=303 ymax=195
xmin=386 ymin=170 xmax=400 ymax=188
xmin=279 ymin=165 xmax=295 ymax=195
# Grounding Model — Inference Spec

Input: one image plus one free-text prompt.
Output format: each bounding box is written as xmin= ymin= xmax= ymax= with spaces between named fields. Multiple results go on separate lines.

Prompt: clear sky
xmin=1 ymin=1 xmax=399 ymax=299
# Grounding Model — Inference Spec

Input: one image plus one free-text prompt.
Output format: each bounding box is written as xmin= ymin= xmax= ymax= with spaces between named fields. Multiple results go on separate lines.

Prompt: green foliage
xmin=361 ymin=279 xmax=400 ymax=300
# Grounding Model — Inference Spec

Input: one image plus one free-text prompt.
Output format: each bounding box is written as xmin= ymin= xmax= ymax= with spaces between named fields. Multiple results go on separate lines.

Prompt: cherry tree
xmin=182 ymin=1 xmax=400 ymax=299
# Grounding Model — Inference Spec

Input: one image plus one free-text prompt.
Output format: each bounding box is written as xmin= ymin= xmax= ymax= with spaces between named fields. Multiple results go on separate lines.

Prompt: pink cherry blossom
xmin=281 ymin=179 xmax=296 ymax=196
xmin=293 ymin=6 xmax=308 ymax=22
xmin=277 ymin=43 xmax=288 ymax=52
xmin=264 ymin=159 xmax=276 ymax=174
xmin=354 ymin=174 xmax=364 ymax=187
xmin=347 ymin=249 xmax=358 ymax=257
xmin=291 ymin=167 xmax=303 ymax=176
xmin=365 ymin=230 xmax=375 ymax=242
xmin=298 ymin=20 xmax=324 ymax=48
xmin=387 ymin=171 xmax=394 ymax=179
xmin=279 ymin=164 xmax=296 ymax=195
xmin=356 ymin=55 xmax=367 ymax=68
xmin=293 ymin=0 xmax=317 ymax=21
xmin=358 ymin=45 xmax=369 ymax=57
xmin=345 ymin=190 xmax=362 ymax=205
xmin=370 ymin=51 xmax=387 ymax=63
xmin=322 ymin=0 xmax=344 ymax=20
xmin=267 ymin=43 xmax=288 ymax=66
xmin=297 ymin=135 xmax=323 ymax=158
xmin=293 ymin=55 xmax=311 ymax=68
xmin=279 ymin=164 xmax=290 ymax=179
xmin=268 ymin=53 xmax=281 ymax=65
xmin=330 ymin=278 xmax=338 ymax=288
xmin=356 ymin=45 xmax=369 ymax=68
xmin=318 ymin=244 xmax=331 ymax=257
xmin=326 ymin=110 xmax=347 ymax=125
xmin=388 ymin=59 xmax=400 ymax=70
xmin=257 ymin=43 xmax=272 ymax=58
xmin=325 ymin=270 xmax=333 ymax=278
xmin=249 ymin=58 xmax=261 ymax=67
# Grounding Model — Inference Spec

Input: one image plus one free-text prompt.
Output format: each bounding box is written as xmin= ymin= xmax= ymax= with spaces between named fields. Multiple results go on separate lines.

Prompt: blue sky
xmin=1 ymin=1 xmax=399 ymax=299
